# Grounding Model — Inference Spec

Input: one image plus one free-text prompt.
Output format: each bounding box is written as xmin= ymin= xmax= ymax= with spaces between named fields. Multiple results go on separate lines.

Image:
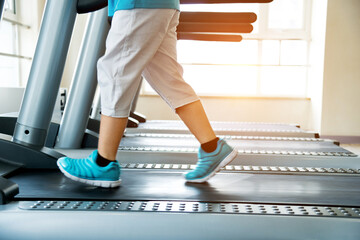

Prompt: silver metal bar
xmin=12 ymin=0 xmax=77 ymax=148
xmin=1 ymin=200 xmax=360 ymax=240
xmin=90 ymin=88 xmax=101 ymax=120
xmin=55 ymin=7 xmax=109 ymax=148
xmin=19 ymin=200 xmax=360 ymax=218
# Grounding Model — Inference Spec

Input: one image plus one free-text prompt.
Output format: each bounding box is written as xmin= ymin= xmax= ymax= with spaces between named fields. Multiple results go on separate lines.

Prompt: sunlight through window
xmin=141 ymin=0 xmax=311 ymax=98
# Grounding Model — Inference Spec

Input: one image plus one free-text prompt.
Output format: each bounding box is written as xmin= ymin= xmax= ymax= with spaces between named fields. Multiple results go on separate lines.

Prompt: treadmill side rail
xmin=0 ymin=138 xmax=63 ymax=169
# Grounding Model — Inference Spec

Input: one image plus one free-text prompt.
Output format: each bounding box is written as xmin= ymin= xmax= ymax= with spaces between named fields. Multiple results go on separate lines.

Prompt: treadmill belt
xmin=137 ymin=120 xmax=301 ymax=131
xmin=120 ymin=135 xmax=351 ymax=153
xmin=10 ymin=169 xmax=360 ymax=207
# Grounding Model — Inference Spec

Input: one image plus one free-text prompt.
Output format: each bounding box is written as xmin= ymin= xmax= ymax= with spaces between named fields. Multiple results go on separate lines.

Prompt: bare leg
xmin=98 ymin=115 xmax=128 ymax=160
xmin=176 ymin=100 xmax=216 ymax=144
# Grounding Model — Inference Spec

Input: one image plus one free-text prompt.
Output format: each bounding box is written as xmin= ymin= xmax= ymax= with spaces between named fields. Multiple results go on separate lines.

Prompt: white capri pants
xmin=97 ymin=9 xmax=199 ymax=117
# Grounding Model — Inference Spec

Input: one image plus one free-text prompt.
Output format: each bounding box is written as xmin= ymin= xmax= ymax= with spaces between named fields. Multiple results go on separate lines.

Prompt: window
xmin=3 ymin=0 xmax=16 ymax=14
xmin=0 ymin=0 xmax=20 ymax=87
xmin=143 ymin=0 xmax=312 ymax=98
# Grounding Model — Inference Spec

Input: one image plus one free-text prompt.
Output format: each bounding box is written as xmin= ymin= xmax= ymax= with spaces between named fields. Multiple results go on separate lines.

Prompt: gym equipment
xmin=180 ymin=0 xmax=274 ymax=3
xmin=1 ymin=200 xmax=358 ymax=240
xmin=55 ymin=6 xmax=109 ymax=149
xmin=0 ymin=165 xmax=359 ymax=239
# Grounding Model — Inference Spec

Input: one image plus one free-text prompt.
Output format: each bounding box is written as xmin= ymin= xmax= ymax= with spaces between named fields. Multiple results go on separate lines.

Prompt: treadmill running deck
xmin=10 ymin=169 xmax=360 ymax=207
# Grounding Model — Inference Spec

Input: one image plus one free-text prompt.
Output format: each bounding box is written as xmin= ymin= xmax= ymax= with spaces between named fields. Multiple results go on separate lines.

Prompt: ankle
xmin=96 ymin=152 xmax=116 ymax=167
xmin=201 ymin=137 xmax=219 ymax=153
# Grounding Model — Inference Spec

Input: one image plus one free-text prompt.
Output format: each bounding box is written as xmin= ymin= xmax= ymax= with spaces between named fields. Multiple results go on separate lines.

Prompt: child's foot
xmin=184 ymin=138 xmax=237 ymax=183
xmin=57 ymin=150 xmax=121 ymax=188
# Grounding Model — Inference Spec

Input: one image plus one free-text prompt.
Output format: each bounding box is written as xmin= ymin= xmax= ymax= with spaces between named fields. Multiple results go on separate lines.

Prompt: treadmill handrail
xmin=77 ymin=0 xmax=108 ymax=14
xmin=180 ymin=0 xmax=273 ymax=3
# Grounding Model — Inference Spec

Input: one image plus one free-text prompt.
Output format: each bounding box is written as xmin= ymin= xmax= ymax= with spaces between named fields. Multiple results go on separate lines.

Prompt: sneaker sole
xmin=186 ymin=147 xmax=238 ymax=183
xmin=57 ymin=162 xmax=121 ymax=188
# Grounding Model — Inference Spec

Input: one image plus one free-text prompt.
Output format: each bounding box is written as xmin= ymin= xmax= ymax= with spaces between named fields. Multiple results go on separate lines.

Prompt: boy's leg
xmin=176 ymin=100 xmax=216 ymax=144
xmin=142 ymin=12 xmax=237 ymax=183
xmin=98 ymin=115 xmax=128 ymax=160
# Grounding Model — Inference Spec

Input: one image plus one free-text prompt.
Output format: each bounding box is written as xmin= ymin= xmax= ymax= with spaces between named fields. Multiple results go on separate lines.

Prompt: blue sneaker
xmin=57 ymin=150 xmax=121 ymax=188
xmin=184 ymin=139 xmax=237 ymax=183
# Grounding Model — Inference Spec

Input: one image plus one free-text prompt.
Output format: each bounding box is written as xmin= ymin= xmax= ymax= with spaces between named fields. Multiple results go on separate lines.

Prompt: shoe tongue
xmin=198 ymin=146 xmax=204 ymax=158
xmin=91 ymin=150 xmax=98 ymax=159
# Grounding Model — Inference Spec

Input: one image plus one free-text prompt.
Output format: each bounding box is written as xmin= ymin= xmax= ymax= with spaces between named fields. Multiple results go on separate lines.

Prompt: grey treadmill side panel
xmin=56 ymin=7 xmax=109 ymax=149
xmin=0 ymin=204 xmax=360 ymax=240
xmin=12 ymin=0 xmax=77 ymax=148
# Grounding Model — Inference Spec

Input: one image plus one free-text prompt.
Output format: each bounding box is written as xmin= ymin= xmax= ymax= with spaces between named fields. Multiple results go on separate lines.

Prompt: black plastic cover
xmin=77 ymin=0 xmax=108 ymax=14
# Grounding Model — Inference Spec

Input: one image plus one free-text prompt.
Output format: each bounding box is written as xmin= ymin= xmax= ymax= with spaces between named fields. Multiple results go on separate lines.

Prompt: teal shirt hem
xmin=108 ymin=0 xmax=180 ymax=17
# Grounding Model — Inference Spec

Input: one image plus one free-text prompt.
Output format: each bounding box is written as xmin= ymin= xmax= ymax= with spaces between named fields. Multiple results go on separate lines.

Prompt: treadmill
xmin=1 ymin=153 xmax=360 ymax=240
xmin=1 ymin=1 xmax=359 ymax=239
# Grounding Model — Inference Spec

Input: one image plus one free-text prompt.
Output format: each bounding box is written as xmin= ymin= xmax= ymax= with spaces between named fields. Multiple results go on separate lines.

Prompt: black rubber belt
xmin=19 ymin=201 xmax=360 ymax=218
xmin=11 ymin=170 xmax=360 ymax=206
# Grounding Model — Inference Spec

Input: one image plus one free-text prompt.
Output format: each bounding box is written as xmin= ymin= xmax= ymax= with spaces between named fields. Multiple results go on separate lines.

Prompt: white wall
xmin=320 ymin=0 xmax=360 ymax=136
xmin=0 ymin=87 xmax=24 ymax=114
xmin=137 ymin=96 xmax=311 ymax=128
xmin=16 ymin=0 xmax=45 ymax=86
xmin=307 ymin=0 xmax=328 ymax=133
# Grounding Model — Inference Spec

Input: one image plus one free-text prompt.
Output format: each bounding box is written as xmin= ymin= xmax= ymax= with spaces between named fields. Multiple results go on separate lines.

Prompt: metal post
xmin=12 ymin=0 xmax=77 ymax=148
xmin=55 ymin=7 xmax=109 ymax=148
xmin=90 ymin=87 xmax=102 ymax=120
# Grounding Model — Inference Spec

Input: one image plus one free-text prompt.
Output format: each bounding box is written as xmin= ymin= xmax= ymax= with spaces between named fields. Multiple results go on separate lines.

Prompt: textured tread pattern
xmin=19 ymin=201 xmax=360 ymax=218
xmin=120 ymin=163 xmax=360 ymax=175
